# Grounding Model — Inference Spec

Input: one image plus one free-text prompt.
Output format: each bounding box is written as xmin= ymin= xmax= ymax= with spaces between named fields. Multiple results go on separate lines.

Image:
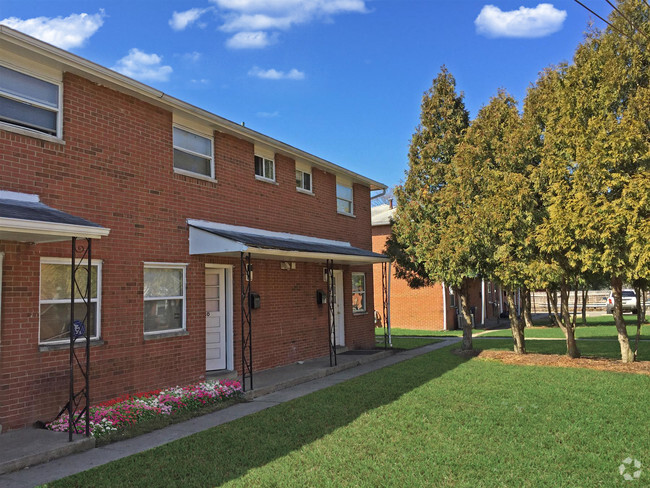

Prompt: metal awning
xmin=0 ymin=192 xmax=110 ymax=242
xmin=188 ymin=219 xmax=389 ymax=265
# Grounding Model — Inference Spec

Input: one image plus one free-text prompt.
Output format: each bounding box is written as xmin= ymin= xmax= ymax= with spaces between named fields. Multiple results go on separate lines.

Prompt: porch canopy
xmin=188 ymin=219 xmax=389 ymax=264
xmin=0 ymin=191 xmax=109 ymax=243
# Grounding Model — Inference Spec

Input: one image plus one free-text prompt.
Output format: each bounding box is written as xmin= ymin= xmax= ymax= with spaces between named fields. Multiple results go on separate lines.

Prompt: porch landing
xmin=0 ymin=428 xmax=95 ymax=476
xmin=240 ymin=348 xmax=394 ymax=400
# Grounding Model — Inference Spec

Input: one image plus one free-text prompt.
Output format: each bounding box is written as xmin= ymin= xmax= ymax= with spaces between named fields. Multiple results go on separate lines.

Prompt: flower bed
xmin=47 ymin=380 xmax=243 ymax=439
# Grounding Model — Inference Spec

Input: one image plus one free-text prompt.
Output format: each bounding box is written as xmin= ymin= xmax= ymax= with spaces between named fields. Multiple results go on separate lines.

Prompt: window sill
xmin=0 ymin=122 xmax=65 ymax=145
xmin=353 ymin=311 xmax=368 ymax=316
xmin=144 ymin=329 xmax=189 ymax=340
xmin=173 ymin=168 xmax=217 ymax=183
xmin=337 ymin=211 xmax=356 ymax=218
xmin=296 ymin=188 xmax=314 ymax=196
xmin=39 ymin=339 xmax=104 ymax=352
xmin=255 ymin=175 xmax=279 ymax=186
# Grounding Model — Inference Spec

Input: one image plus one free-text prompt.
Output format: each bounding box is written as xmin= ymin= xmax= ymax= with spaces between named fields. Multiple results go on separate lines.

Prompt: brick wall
xmin=372 ymin=224 xmax=497 ymax=330
xmin=0 ymin=72 xmax=376 ymax=430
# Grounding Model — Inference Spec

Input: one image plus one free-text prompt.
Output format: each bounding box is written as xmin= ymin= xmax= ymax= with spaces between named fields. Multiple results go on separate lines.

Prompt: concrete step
xmin=0 ymin=428 xmax=95 ymax=475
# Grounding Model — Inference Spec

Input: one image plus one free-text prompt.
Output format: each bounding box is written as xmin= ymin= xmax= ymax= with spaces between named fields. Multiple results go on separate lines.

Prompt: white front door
xmin=333 ymin=270 xmax=345 ymax=346
xmin=206 ymin=268 xmax=226 ymax=370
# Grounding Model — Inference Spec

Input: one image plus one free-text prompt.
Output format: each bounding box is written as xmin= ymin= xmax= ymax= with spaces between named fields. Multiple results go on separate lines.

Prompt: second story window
xmin=296 ymin=164 xmax=312 ymax=193
xmin=336 ymin=180 xmax=354 ymax=215
xmin=0 ymin=64 xmax=61 ymax=138
xmin=255 ymin=155 xmax=275 ymax=182
xmin=173 ymin=126 xmax=214 ymax=178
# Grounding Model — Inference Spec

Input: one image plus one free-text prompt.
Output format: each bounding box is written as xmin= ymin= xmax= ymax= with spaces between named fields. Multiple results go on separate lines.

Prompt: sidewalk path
xmin=0 ymin=337 xmax=461 ymax=488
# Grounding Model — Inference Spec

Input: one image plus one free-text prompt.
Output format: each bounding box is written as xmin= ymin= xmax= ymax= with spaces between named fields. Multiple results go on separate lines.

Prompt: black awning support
xmin=55 ymin=237 xmax=92 ymax=441
xmin=326 ymin=259 xmax=337 ymax=367
xmin=381 ymin=262 xmax=389 ymax=350
xmin=240 ymin=252 xmax=253 ymax=391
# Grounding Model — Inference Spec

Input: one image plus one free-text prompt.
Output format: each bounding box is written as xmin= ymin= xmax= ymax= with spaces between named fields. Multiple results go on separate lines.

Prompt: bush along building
xmin=371 ymin=203 xmax=502 ymax=331
xmin=0 ymin=25 xmax=389 ymax=433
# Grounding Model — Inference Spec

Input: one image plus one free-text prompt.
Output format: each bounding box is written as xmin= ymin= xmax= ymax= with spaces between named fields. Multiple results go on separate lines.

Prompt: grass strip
xmin=47 ymin=344 xmax=650 ymax=488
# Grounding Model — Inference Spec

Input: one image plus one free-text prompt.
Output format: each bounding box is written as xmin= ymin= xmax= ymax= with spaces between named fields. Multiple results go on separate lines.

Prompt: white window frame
xmin=351 ymin=272 xmax=367 ymax=313
xmin=172 ymin=126 xmax=215 ymax=180
xmin=254 ymin=154 xmax=276 ymax=182
xmin=336 ymin=179 xmax=354 ymax=216
xmin=0 ymin=62 xmax=62 ymax=139
xmin=449 ymin=286 xmax=456 ymax=308
xmin=143 ymin=263 xmax=187 ymax=335
xmin=38 ymin=257 xmax=102 ymax=345
xmin=295 ymin=162 xmax=313 ymax=194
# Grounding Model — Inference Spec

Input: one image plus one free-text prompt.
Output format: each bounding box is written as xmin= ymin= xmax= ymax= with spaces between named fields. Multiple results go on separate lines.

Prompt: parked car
xmin=606 ymin=289 xmax=638 ymax=314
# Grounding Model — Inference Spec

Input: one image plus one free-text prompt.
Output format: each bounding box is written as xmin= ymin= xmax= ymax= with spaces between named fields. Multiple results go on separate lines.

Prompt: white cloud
xmin=169 ymin=8 xmax=211 ymax=31
xmin=248 ymin=66 xmax=305 ymax=80
xmin=182 ymin=51 xmax=203 ymax=62
xmin=0 ymin=10 xmax=105 ymax=49
xmin=112 ymin=49 xmax=173 ymax=82
xmin=227 ymin=31 xmax=277 ymax=49
xmin=475 ymin=3 xmax=566 ymax=38
xmin=211 ymin=0 xmax=368 ymax=48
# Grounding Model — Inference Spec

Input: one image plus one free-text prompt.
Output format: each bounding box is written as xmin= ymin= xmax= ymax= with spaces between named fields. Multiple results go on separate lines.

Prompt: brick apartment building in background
xmin=371 ymin=202 xmax=502 ymax=331
xmin=0 ymin=26 xmax=388 ymax=432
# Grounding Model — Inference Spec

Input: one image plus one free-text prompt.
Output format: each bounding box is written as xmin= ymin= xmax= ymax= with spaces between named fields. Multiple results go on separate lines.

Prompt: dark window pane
xmin=174 ymin=149 xmax=211 ymax=176
xmin=0 ymin=96 xmax=57 ymax=135
xmin=144 ymin=299 xmax=183 ymax=332
xmin=40 ymin=302 xmax=97 ymax=342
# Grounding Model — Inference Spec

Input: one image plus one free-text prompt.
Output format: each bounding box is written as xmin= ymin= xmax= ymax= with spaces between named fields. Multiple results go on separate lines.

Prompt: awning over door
xmin=188 ymin=219 xmax=389 ymax=265
xmin=0 ymin=191 xmax=110 ymax=242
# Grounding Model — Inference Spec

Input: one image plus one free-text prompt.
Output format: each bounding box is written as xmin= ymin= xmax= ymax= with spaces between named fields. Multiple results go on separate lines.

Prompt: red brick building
xmin=371 ymin=203 xmax=502 ymax=331
xmin=0 ymin=26 xmax=387 ymax=432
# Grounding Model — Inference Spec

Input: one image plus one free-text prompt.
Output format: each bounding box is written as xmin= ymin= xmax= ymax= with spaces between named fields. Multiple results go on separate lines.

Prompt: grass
xmin=474 ymin=338 xmax=650 ymax=361
xmin=375 ymin=336 xmax=443 ymax=350
xmin=483 ymin=319 xmax=650 ymax=340
xmin=375 ymin=327 xmax=463 ymax=337
xmin=47 ymin=344 xmax=650 ymax=488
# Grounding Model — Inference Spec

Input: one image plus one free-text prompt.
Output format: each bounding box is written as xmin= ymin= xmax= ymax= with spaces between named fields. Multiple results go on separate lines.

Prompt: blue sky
xmin=0 ymin=1 xmax=613 ymax=190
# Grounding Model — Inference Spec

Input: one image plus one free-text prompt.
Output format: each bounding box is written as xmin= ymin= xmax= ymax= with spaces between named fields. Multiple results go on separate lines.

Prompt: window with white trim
xmin=336 ymin=181 xmax=353 ymax=215
xmin=255 ymin=155 xmax=275 ymax=181
xmin=0 ymin=64 xmax=61 ymax=137
xmin=352 ymin=273 xmax=366 ymax=313
xmin=144 ymin=264 xmax=186 ymax=334
xmin=295 ymin=162 xmax=312 ymax=193
xmin=449 ymin=286 xmax=456 ymax=308
xmin=39 ymin=259 xmax=101 ymax=344
xmin=173 ymin=126 xmax=214 ymax=178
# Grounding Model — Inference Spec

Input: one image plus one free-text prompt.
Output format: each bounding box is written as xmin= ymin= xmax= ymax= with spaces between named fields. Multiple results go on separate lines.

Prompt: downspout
xmin=481 ymin=279 xmax=486 ymax=326
xmin=442 ymin=281 xmax=447 ymax=330
xmin=387 ymin=262 xmax=392 ymax=347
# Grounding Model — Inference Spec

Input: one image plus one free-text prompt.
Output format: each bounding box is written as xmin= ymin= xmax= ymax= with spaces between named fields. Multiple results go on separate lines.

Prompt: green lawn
xmin=375 ymin=327 xmax=463 ymax=337
xmin=483 ymin=323 xmax=650 ymax=340
xmin=48 ymin=344 xmax=650 ymax=488
xmin=376 ymin=336 xmax=443 ymax=350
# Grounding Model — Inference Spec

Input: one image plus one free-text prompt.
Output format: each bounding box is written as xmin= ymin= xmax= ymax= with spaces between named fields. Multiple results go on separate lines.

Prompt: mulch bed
xmin=455 ymin=348 xmax=650 ymax=376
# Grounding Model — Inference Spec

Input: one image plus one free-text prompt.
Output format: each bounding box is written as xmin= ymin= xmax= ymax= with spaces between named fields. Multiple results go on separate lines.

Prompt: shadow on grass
xmin=474 ymin=338 xmax=650 ymax=361
xmin=50 ymin=345 xmax=469 ymax=488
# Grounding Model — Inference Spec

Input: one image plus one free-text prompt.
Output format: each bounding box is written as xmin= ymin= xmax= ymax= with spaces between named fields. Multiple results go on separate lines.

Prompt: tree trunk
xmin=634 ymin=285 xmax=642 ymax=361
xmin=507 ymin=291 xmax=525 ymax=354
xmin=612 ymin=276 xmax=634 ymax=363
xmin=523 ymin=287 xmax=534 ymax=328
xmin=455 ymin=282 xmax=473 ymax=351
xmin=550 ymin=290 xmax=562 ymax=327
xmin=560 ymin=282 xmax=580 ymax=358
xmin=546 ymin=292 xmax=552 ymax=321
xmin=581 ymin=288 xmax=588 ymax=325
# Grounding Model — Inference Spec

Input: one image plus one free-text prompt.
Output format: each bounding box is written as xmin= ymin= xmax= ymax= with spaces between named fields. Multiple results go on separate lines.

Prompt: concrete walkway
xmin=0 ymin=338 xmax=460 ymax=488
